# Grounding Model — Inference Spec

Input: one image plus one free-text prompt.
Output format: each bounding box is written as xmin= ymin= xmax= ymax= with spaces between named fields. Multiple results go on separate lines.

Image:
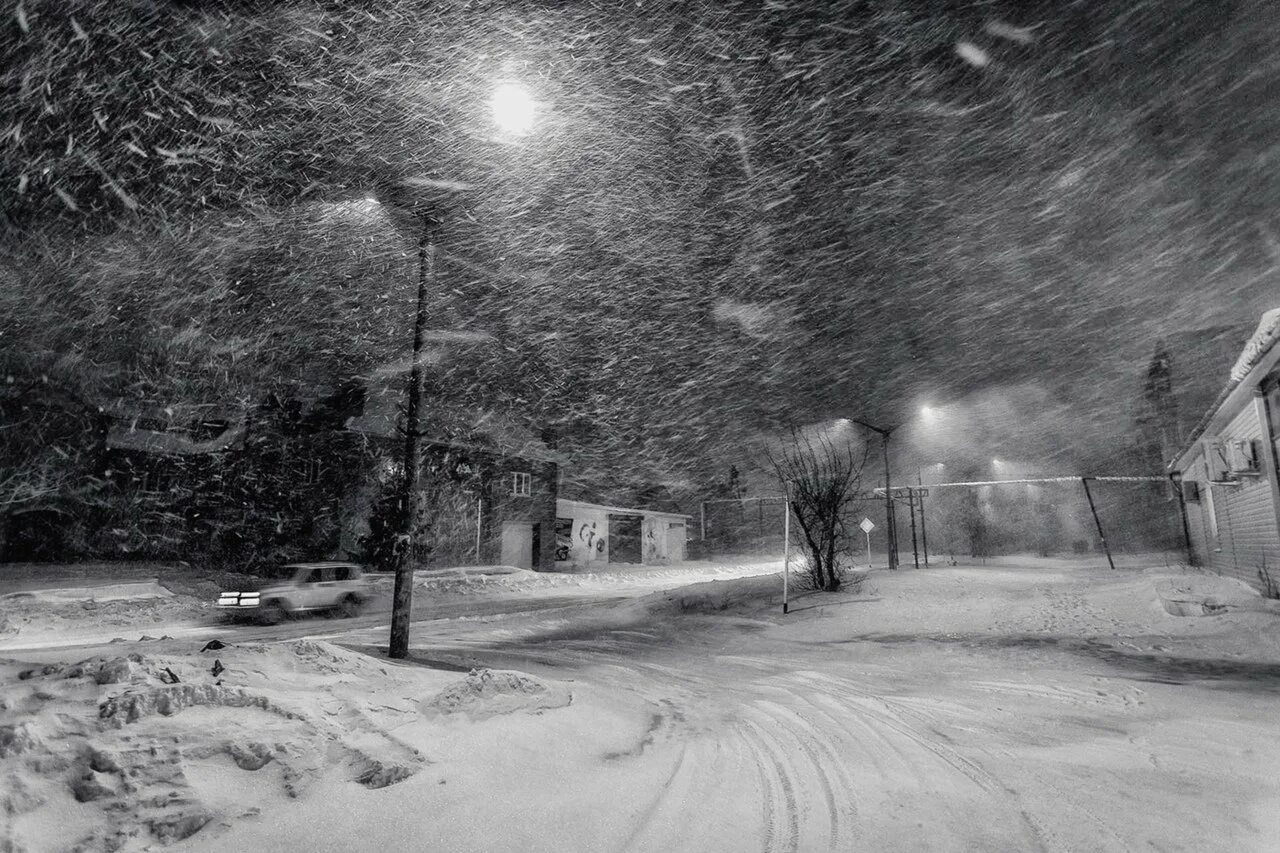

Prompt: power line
xmin=917 ymin=476 xmax=1167 ymax=488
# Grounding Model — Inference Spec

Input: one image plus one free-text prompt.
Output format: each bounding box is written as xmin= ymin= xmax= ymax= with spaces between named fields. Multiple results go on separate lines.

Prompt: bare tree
xmin=766 ymin=428 xmax=870 ymax=592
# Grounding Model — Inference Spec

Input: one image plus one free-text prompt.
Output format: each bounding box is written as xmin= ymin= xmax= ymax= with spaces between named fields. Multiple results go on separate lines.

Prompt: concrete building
xmin=1170 ymin=309 xmax=1280 ymax=590
xmin=554 ymin=499 xmax=690 ymax=571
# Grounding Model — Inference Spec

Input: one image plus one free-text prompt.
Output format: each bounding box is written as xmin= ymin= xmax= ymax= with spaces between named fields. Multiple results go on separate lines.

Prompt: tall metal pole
xmin=782 ymin=481 xmax=791 ymax=614
xmin=883 ymin=432 xmax=896 ymax=570
xmin=851 ymin=418 xmax=899 ymax=571
xmin=1080 ymin=477 xmax=1115 ymax=571
xmin=389 ymin=220 xmax=436 ymax=659
xmin=908 ymin=487 xmax=919 ymax=569
xmin=918 ymin=468 xmax=929 ymax=566
xmin=475 ymin=495 xmax=483 ymax=565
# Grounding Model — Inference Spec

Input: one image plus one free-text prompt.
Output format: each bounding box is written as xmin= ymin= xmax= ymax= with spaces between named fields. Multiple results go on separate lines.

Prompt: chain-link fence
xmin=917 ymin=476 xmax=1185 ymax=566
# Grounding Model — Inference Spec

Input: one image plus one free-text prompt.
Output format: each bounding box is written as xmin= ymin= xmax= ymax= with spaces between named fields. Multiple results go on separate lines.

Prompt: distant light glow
xmin=992 ymin=458 xmax=1001 ymax=465
xmin=490 ymin=83 xmax=535 ymax=135
xmin=920 ymin=405 xmax=935 ymax=419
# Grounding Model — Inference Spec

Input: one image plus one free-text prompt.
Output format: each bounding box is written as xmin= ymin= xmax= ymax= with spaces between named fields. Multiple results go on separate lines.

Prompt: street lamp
xmin=848 ymin=417 xmax=900 ymax=570
xmin=384 ymin=83 xmax=537 ymax=660
xmin=490 ymin=82 xmax=536 ymax=136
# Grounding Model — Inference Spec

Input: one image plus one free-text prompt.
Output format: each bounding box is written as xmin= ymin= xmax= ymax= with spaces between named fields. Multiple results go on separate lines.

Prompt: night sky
xmin=3 ymin=0 xmax=1276 ymax=486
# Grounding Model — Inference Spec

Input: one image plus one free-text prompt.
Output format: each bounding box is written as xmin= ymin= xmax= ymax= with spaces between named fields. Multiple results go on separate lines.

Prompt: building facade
xmin=1170 ymin=309 xmax=1280 ymax=590
xmin=554 ymin=499 xmax=690 ymax=571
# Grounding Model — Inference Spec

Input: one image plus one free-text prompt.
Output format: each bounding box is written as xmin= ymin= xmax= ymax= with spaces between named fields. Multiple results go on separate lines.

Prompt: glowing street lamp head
xmin=490 ymin=82 xmax=535 ymax=135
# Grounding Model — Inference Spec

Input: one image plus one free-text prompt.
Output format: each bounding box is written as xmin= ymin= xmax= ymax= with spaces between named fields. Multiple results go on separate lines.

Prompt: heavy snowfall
xmin=2 ymin=0 xmax=1279 ymax=851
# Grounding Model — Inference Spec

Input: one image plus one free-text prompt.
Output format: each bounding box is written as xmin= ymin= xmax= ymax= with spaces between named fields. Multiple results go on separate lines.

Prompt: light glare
xmin=491 ymin=83 xmax=535 ymax=135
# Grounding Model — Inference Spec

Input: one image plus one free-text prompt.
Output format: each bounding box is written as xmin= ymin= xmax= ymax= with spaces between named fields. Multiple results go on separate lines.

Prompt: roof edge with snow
xmin=1170 ymin=308 xmax=1280 ymax=470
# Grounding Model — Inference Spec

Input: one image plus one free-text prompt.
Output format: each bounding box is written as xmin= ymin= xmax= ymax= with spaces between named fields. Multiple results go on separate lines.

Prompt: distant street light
xmin=490 ymin=82 xmax=536 ymax=136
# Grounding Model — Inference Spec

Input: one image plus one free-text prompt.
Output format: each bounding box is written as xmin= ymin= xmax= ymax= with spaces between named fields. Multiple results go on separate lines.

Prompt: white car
xmin=217 ymin=561 xmax=371 ymax=624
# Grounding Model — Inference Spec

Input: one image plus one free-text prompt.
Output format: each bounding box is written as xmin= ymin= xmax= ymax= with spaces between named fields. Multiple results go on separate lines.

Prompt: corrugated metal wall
xmin=1191 ymin=403 xmax=1280 ymax=589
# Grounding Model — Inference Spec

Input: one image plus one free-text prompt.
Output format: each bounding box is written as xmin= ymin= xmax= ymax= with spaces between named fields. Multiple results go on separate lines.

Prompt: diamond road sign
xmin=859 ymin=517 xmax=875 ymax=533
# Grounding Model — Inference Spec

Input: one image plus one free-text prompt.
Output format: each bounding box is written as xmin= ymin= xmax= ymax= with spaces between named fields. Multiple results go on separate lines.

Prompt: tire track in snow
xmin=749 ymin=699 xmax=855 ymax=851
xmin=792 ymin=672 xmax=1004 ymax=795
xmin=738 ymin=719 xmax=801 ymax=853
xmin=786 ymin=672 xmax=1049 ymax=851
xmin=617 ymin=743 xmax=692 ymax=853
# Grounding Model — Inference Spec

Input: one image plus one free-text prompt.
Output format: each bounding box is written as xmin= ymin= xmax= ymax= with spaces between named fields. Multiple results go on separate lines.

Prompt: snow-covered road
xmin=7 ymin=558 xmax=1280 ymax=852
xmin=188 ymin=559 xmax=1280 ymax=852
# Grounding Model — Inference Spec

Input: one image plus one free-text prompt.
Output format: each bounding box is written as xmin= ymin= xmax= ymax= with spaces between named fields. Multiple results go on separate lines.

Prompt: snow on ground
xmin=5 ymin=556 xmax=1280 ymax=851
xmin=402 ymin=557 xmax=786 ymax=596
xmin=0 ymin=637 xmax=575 ymax=851
xmin=0 ymin=559 xmax=782 ymax=651
xmin=0 ymin=582 xmax=212 ymax=648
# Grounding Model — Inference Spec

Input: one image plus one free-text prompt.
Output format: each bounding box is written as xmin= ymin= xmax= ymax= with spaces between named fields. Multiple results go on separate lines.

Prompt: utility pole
xmin=908 ymin=487 xmax=919 ymax=569
xmin=851 ymin=418 xmax=898 ymax=570
xmin=782 ymin=481 xmax=791 ymax=614
xmin=1080 ymin=476 xmax=1116 ymax=571
xmin=917 ymin=468 xmax=929 ymax=567
xmin=389 ymin=214 xmax=440 ymax=659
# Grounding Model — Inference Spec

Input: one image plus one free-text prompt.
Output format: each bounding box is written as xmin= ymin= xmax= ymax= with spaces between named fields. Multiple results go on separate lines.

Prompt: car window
xmin=332 ymin=566 xmax=350 ymax=581
xmin=301 ymin=569 xmax=322 ymax=584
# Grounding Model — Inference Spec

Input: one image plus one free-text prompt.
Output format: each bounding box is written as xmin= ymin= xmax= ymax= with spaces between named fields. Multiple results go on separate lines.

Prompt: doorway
xmin=500 ymin=522 xmax=533 ymax=569
xmin=608 ymin=514 xmax=642 ymax=564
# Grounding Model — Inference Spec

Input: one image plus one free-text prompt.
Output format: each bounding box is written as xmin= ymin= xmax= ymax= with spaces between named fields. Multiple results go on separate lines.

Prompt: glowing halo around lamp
xmin=490 ymin=83 xmax=535 ymax=135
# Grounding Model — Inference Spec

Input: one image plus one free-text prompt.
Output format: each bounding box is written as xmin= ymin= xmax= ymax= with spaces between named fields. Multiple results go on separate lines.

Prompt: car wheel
xmin=339 ymin=594 xmax=361 ymax=619
xmin=259 ymin=600 xmax=286 ymax=625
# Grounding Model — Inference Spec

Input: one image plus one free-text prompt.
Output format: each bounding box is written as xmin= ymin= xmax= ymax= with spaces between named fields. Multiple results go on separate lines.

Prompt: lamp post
xmin=385 ymin=81 xmax=538 ymax=660
xmin=388 ymin=208 xmax=441 ymax=659
xmin=850 ymin=417 xmax=898 ymax=570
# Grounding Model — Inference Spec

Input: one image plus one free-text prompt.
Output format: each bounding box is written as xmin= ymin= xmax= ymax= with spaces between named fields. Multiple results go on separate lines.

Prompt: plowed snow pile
xmin=424 ymin=668 xmax=572 ymax=719
xmin=0 ymin=639 xmax=481 ymax=851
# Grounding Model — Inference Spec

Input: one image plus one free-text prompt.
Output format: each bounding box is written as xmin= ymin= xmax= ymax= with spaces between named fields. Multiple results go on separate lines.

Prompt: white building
xmin=1170 ymin=308 xmax=1280 ymax=590
xmin=554 ymin=499 xmax=690 ymax=570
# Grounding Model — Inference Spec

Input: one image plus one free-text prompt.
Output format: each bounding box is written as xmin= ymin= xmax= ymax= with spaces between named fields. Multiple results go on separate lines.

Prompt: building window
xmin=302 ymin=458 xmax=323 ymax=485
xmin=511 ymin=471 xmax=531 ymax=497
xmin=139 ymin=469 xmax=172 ymax=494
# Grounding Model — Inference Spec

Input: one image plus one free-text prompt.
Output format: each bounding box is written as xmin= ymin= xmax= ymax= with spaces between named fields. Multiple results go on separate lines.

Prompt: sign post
xmin=859 ymin=517 xmax=875 ymax=569
xmin=782 ymin=481 xmax=791 ymax=614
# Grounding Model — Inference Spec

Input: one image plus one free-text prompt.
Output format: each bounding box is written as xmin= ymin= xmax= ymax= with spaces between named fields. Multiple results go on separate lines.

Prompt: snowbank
xmin=0 ymin=586 xmax=210 ymax=646
xmin=1152 ymin=572 xmax=1280 ymax=617
xmin=424 ymin=668 xmax=572 ymax=720
xmin=0 ymin=639 xmax=446 ymax=851
xmin=0 ymin=580 xmax=174 ymax=603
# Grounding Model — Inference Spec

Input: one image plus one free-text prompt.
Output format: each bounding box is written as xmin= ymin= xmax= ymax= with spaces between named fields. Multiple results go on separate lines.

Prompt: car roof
xmin=282 ymin=562 xmax=362 ymax=569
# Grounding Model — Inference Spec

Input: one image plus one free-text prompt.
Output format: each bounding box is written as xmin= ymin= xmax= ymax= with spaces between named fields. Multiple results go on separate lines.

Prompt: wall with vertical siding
xmin=1186 ymin=402 xmax=1280 ymax=589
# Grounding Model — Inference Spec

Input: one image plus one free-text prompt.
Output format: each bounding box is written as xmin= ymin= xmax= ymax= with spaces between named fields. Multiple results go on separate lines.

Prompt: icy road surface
xmin=189 ymin=558 xmax=1280 ymax=852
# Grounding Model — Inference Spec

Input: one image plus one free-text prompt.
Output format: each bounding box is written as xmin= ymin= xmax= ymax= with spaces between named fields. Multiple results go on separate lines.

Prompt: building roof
xmin=557 ymin=498 xmax=692 ymax=520
xmin=346 ymin=386 xmax=564 ymax=464
xmin=1170 ymin=308 xmax=1280 ymax=470
xmin=106 ymin=421 xmax=245 ymax=457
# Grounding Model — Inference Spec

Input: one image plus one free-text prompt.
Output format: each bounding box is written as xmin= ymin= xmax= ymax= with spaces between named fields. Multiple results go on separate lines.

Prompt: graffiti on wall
xmin=554 ymin=518 xmax=572 ymax=562
xmin=645 ymin=524 xmax=661 ymax=561
xmin=575 ymin=521 xmax=605 ymax=557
